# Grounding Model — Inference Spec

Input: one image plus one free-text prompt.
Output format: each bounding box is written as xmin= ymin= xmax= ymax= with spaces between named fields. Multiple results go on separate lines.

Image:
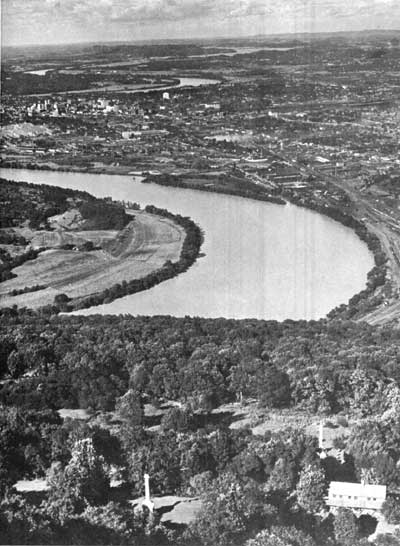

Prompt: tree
xmin=46 ymin=438 xmax=110 ymax=523
xmin=347 ymin=417 xmax=400 ymax=489
xmin=0 ymin=337 xmax=15 ymax=377
xmin=188 ymin=472 xmax=270 ymax=546
xmin=245 ymin=525 xmax=317 ymax=546
xmin=127 ymin=431 xmax=182 ymax=495
xmin=81 ymin=502 xmax=146 ymax=545
xmin=333 ymin=508 xmax=359 ymax=546
xmin=232 ymin=449 xmax=264 ymax=481
xmin=160 ymin=406 xmax=194 ymax=433
xmin=115 ymin=389 xmax=144 ymax=427
xmin=374 ymin=532 xmax=400 ymax=546
xmin=257 ymin=366 xmax=292 ymax=408
xmin=181 ymin=357 xmax=227 ymax=412
xmin=188 ymin=471 xmax=213 ymax=496
xmin=382 ymin=497 xmax=400 ymax=525
xmin=372 ymin=454 xmax=399 ymax=490
xmin=191 ymin=156 xmax=210 ymax=170
xmin=179 ymin=433 xmax=215 ymax=486
xmin=267 ymin=456 xmax=297 ymax=495
xmin=295 ymin=464 xmax=327 ymax=513
xmin=0 ymin=493 xmax=54 ymax=545
xmin=229 ymin=357 xmax=264 ymax=400
xmin=54 ymin=293 xmax=71 ymax=304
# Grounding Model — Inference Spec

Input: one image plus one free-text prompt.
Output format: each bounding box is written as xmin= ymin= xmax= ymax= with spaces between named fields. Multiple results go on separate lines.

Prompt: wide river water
xmin=27 ymin=77 xmax=220 ymax=97
xmin=0 ymin=168 xmax=374 ymax=321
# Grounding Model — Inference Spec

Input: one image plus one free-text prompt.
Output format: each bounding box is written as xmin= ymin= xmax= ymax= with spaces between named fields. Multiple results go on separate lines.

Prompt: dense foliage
xmin=1 ymin=69 xmax=174 ymax=96
xmin=0 ymin=309 xmax=399 ymax=544
xmin=0 ymin=177 xmax=129 ymax=231
xmin=145 ymin=173 xmax=285 ymax=205
xmin=0 ymin=247 xmax=43 ymax=282
xmin=2 ymin=312 xmax=400 ymax=416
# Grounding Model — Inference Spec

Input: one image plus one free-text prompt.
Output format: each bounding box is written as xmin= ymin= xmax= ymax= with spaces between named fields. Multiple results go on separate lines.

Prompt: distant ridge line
xmin=3 ymin=28 xmax=400 ymax=51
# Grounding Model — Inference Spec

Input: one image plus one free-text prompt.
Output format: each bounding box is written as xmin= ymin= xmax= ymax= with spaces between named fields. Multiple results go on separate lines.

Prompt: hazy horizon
xmin=3 ymin=0 xmax=400 ymax=47
xmin=2 ymin=28 xmax=400 ymax=51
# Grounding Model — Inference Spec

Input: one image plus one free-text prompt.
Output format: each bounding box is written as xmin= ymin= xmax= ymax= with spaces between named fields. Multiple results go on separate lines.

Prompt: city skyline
xmin=3 ymin=0 xmax=400 ymax=47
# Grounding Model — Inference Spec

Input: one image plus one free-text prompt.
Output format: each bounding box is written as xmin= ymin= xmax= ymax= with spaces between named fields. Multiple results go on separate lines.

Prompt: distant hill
xmin=3 ymin=28 xmax=399 ymax=60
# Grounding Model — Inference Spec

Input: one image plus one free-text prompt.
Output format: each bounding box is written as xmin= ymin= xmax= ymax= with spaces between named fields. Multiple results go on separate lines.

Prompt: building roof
xmin=161 ymin=498 xmax=203 ymax=525
xmin=329 ymin=481 xmax=386 ymax=499
xmin=327 ymin=481 xmax=387 ymax=511
xmin=14 ymin=478 xmax=49 ymax=492
xmin=130 ymin=495 xmax=202 ymax=524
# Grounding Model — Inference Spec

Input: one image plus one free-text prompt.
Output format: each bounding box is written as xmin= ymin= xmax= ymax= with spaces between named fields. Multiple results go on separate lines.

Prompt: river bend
xmin=0 ymin=168 xmax=374 ymax=320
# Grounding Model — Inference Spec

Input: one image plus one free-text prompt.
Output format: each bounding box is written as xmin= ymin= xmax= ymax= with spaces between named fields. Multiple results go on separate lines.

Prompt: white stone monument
xmin=141 ymin=473 xmax=154 ymax=513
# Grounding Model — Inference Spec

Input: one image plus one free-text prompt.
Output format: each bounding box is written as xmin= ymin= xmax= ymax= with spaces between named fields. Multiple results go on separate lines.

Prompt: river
xmin=0 ymin=168 xmax=374 ymax=321
xmin=26 ymin=77 xmax=220 ymax=97
xmin=189 ymin=46 xmax=297 ymax=58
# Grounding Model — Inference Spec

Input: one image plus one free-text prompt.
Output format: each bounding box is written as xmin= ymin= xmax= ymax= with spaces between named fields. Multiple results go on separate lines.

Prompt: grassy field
xmin=212 ymin=401 xmax=353 ymax=448
xmin=28 ymin=229 xmax=118 ymax=249
xmin=0 ymin=211 xmax=184 ymax=309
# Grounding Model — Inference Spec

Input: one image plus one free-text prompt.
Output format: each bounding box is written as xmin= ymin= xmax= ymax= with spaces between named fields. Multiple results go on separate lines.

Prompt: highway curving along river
xmin=0 ymin=168 xmax=374 ymax=320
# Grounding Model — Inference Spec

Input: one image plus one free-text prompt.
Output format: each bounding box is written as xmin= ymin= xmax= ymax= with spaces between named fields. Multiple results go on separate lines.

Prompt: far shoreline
xmin=0 ymin=162 xmax=387 ymax=322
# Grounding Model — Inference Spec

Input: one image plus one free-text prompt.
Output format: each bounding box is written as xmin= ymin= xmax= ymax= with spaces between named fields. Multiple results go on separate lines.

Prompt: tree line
xmin=1 ymin=312 xmax=400 ymax=418
xmin=52 ymin=205 xmax=203 ymax=313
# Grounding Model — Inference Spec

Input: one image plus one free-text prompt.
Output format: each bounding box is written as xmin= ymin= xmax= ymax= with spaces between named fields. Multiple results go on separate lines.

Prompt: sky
xmin=2 ymin=0 xmax=400 ymax=47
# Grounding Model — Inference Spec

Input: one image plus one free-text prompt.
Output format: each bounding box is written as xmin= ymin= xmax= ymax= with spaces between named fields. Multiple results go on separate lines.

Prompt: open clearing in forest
xmin=0 ymin=210 xmax=184 ymax=309
xmin=130 ymin=495 xmax=202 ymax=525
xmin=213 ymin=401 xmax=354 ymax=447
xmin=27 ymin=228 xmax=119 ymax=250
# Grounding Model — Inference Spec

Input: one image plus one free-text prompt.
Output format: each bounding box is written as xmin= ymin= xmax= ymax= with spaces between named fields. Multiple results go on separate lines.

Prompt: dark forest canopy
xmin=1 ymin=310 xmax=400 ymax=544
xmin=1 ymin=311 xmax=400 ymax=416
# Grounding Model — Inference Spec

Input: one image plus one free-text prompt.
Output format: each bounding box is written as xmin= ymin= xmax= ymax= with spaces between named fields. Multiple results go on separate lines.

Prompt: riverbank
xmin=0 ymin=161 xmax=286 ymax=205
xmin=0 ymin=165 xmax=375 ymax=321
xmin=58 ymin=206 xmax=203 ymax=314
xmin=285 ymin=194 xmax=388 ymax=322
xmin=0 ymin=173 xmax=203 ymax=313
xmin=0 ymin=210 xmax=188 ymax=311
xmin=143 ymin=172 xmax=286 ymax=206
xmin=144 ymin=172 xmax=390 ymax=323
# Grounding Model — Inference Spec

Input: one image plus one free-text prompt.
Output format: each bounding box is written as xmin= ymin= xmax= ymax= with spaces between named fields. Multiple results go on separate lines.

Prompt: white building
xmin=327 ymin=481 xmax=387 ymax=511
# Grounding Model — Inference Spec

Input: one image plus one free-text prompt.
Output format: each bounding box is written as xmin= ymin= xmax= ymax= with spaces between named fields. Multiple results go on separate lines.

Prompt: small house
xmin=327 ymin=481 xmax=386 ymax=511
